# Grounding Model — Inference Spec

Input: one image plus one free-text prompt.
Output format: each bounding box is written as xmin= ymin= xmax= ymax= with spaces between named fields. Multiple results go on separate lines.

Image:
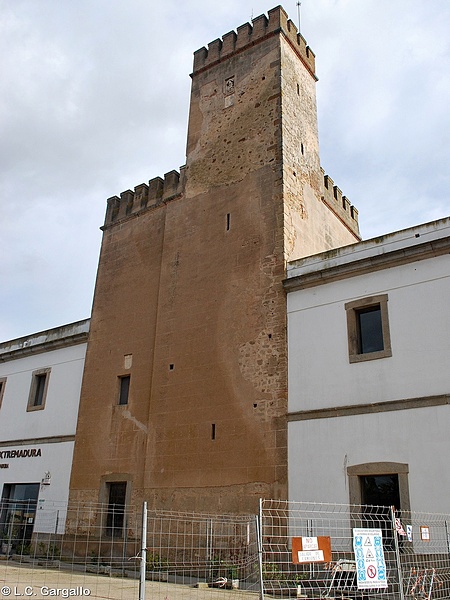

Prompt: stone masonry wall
xmin=69 ymin=6 xmax=361 ymax=518
xmin=280 ymin=36 xmax=359 ymax=262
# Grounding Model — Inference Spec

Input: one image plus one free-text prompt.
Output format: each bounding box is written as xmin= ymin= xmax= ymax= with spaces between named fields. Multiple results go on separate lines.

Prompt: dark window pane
xmin=34 ymin=375 xmax=46 ymax=406
xmin=358 ymin=306 xmax=383 ymax=353
xmin=4 ymin=483 xmax=40 ymax=502
xmin=0 ymin=484 xmax=39 ymax=551
xmin=361 ymin=474 xmax=401 ymax=551
xmin=361 ymin=475 xmax=400 ymax=508
xmin=106 ymin=482 xmax=126 ymax=537
xmin=118 ymin=376 xmax=130 ymax=405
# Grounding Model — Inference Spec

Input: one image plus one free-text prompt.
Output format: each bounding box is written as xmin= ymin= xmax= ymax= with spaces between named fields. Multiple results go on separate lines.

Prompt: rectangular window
xmin=27 ymin=368 xmax=51 ymax=411
xmin=0 ymin=379 xmax=6 ymax=409
xmin=360 ymin=474 xmax=401 ymax=551
xmin=348 ymin=463 xmax=410 ymax=553
xmin=357 ymin=306 xmax=384 ymax=353
xmin=0 ymin=483 xmax=40 ymax=550
xmin=345 ymin=295 xmax=392 ymax=363
xmin=105 ymin=482 xmax=127 ymax=537
xmin=118 ymin=375 xmax=130 ymax=405
xmin=34 ymin=375 xmax=46 ymax=406
xmin=361 ymin=474 xmax=401 ymax=508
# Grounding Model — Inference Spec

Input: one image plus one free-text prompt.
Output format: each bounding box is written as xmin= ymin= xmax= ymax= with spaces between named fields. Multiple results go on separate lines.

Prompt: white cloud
xmin=1 ymin=0 xmax=449 ymax=340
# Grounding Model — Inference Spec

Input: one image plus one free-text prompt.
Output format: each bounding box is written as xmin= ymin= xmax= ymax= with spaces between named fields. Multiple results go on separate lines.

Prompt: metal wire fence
xmin=260 ymin=500 xmax=450 ymax=600
xmin=0 ymin=499 xmax=259 ymax=600
xmin=2 ymin=499 xmax=450 ymax=600
xmin=398 ymin=509 xmax=450 ymax=600
xmin=144 ymin=507 xmax=259 ymax=588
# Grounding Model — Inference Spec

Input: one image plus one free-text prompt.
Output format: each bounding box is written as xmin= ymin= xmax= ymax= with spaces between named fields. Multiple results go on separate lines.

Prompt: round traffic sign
xmin=367 ymin=565 xmax=377 ymax=579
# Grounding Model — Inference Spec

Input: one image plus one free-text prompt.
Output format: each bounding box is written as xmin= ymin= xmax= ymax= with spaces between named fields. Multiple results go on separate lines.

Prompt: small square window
xmin=27 ymin=368 xmax=51 ymax=411
xmin=345 ymin=295 xmax=392 ymax=363
xmin=118 ymin=375 xmax=130 ymax=405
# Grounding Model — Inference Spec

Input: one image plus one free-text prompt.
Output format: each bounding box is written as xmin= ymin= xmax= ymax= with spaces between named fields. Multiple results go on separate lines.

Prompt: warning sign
xmin=292 ymin=536 xmax=332 ymax=564
xmin=352 ymin=529 xmax=388 ymax=590
xmin=420 ymin=526 xmax=430 ymax=541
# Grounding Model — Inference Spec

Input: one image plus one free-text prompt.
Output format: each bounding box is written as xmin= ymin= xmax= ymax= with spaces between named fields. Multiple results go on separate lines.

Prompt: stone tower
xmin=69 ymin=6 xmax=360 ymax=516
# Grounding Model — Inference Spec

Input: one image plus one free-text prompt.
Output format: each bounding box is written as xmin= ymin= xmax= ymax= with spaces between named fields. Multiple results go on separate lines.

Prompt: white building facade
xmin=285 ymin=218 xmax=450 ymax=514
xmin=0 ymin=320 xmax=89 ymax=546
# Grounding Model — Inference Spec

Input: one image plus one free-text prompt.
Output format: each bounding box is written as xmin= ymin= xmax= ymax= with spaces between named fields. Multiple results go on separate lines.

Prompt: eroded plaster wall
xmin=69 ymin=7 xmax=361 ymax=517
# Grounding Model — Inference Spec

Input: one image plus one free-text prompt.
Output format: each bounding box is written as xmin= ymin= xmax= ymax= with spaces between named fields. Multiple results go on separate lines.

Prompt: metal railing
xmin=0 ymin=499 xmax=259 ymax=599
xmin=1 ymin=499 xmax=450 ymax=599
xmin=260 ymin=500 xmax=450 ymax=600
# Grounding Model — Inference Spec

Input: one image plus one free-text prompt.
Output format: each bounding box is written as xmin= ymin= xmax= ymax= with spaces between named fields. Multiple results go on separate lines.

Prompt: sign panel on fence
xmin=352 ymin=529 xmax=388 ymax=590
xmin=292 ymin=536 xmax=331 ymax=564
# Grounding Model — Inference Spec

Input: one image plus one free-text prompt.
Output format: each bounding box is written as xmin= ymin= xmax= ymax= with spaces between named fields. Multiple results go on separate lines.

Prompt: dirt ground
xmin=0 ymin=562 xmax=261 ymax=600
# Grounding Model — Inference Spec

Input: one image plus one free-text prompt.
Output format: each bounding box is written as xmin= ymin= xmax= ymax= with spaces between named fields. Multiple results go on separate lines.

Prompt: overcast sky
xmin=1 ymin=0 xmax=449 ymax=342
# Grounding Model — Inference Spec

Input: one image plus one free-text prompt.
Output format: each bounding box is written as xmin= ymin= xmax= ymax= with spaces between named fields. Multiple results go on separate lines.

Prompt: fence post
xmin=139 ymin=501 xmax=147 ymax=600
xmin=206 ymin=518 xmax=213 ymax=582
xmin=257 ymin=499 xmax=265 ymax=600
xmin=391 ymin=506 xmax=405 ymax=600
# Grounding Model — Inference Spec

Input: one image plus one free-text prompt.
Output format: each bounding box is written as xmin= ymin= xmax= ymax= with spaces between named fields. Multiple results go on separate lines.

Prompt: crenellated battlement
xmin=320 ymin=168 xmax=360 ymax=238
xmin=104 ymin=167 xmax=186 ymax=227
xmin=193 ymin=5 xmax=316 ymax=78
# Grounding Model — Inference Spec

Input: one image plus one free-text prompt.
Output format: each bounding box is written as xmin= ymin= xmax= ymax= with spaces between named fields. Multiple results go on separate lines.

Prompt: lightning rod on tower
xmin=296 ymin=1 xmax=301 ymax=36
